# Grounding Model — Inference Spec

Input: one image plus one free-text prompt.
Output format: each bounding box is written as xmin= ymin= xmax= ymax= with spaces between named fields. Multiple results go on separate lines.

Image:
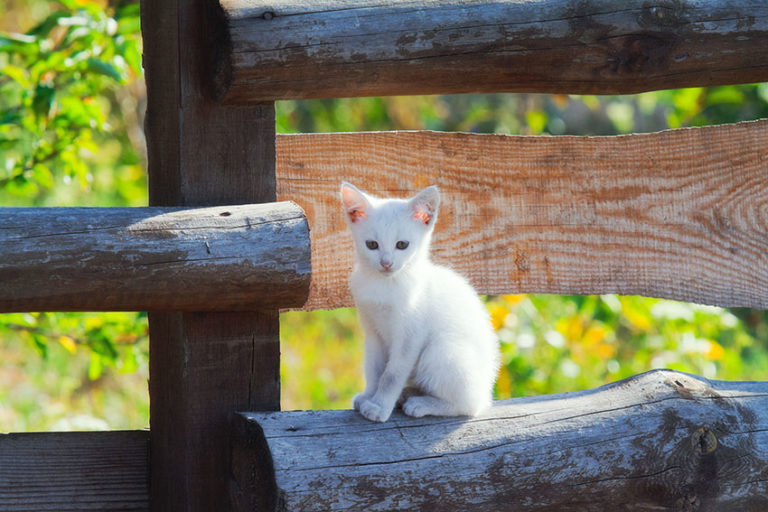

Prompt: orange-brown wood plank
xmin=276 ymin=120 xmax=768 ymax=311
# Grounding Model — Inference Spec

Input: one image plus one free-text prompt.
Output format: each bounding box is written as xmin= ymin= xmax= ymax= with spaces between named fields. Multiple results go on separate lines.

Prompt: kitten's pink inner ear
xmin=413 ymin=207 xmax=433 ymax=225
xmin=348 ymin=208 xmax=366 ymax=222
xmin=342 ymin=187 xmax=367 ymax=223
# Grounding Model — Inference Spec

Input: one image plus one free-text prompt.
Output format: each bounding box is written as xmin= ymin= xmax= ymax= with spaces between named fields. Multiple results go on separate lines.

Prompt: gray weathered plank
xmin=276 ymin=120 xmax=768 ymax=311
xmin=0 ymin=203 xmax=310 ymax=312
xmin=215 ymin=0 xmax=768 ymax=102
xmin=0 ymin=430 xmax=149 ymax=511
xmin=235 ymin=370 xmax=768 ymax=511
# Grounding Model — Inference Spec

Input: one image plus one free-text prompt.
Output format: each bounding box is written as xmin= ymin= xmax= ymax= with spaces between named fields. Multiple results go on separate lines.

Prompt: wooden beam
xmin=0 ymin=203 xmax=310 ymax=312
xmin=140 ymin=0 xmax=280 ymax=511
xmin=233 ymin=370 xmax=768 ymax=511
xmin=275 ymin=120 xmax=768 ymax=310
xmin=0 ymin=430 xmax=149 ymax=511
xmin=215 ymin=0 xmax=768 ymax=102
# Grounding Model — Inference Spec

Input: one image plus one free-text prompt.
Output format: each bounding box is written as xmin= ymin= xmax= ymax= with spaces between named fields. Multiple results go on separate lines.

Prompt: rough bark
xmin=0 ymin=203 xmax=310 ymax=312
xmin=234 ymin=370 xmax=768 ymax=512
xmin=215 ymin=0 xmax=768 ymax=102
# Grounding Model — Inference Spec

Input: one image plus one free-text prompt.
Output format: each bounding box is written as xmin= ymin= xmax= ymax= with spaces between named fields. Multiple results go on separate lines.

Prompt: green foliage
xmin=0 ymin=312 xmax=148 ymax=430
xmin=281 ymin=309 xmax=363 ymax=411
xmin=1 ymin=0 xmax=143 ymax=205
xmin=489 ymin=295 xmax=768 ymax=398
xmin=277 ymin=85 xmax=768 ymax=136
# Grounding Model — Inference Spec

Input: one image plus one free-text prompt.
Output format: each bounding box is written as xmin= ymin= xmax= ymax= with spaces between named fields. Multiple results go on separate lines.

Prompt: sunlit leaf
xmin=2 ymin=65 xmax=30 ymax=87
xmin=88 ymin=353 xmax=104 ymax=380
xmin=32 ymin=163 xmax=54 ymax=189
xmin=85 ymin=58 xmax=123 ymax=81
xmin=525 ymin=110 xmax=547 ymax=134
xmin=31 ymin=334 xmax=48 ymax=359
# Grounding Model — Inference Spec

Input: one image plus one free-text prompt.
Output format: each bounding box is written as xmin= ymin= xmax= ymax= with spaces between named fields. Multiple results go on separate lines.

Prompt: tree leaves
xmin=0 ymin=0 xmax=142 ymax=201
xmin=32 ymin=83 xmax=55 ymax=119
xmin=85 ymin=57 xmax=123 ymax=81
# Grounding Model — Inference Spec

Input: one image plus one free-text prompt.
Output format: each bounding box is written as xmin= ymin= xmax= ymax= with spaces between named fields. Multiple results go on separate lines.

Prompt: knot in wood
xmin=691 ymin=427 xmax=717 ymax=455
xmin=675 ymin=489 xmax=701 ymax=512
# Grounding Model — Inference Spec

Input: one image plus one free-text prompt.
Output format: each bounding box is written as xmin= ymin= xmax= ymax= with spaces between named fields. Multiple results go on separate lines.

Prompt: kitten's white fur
xmin=341 ymin=182 xmax=500 ymax=423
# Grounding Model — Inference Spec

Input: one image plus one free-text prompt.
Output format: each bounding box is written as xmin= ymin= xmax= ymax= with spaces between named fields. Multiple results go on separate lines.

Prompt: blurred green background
xmin=2 ymin=0 xmax=767 ymax=431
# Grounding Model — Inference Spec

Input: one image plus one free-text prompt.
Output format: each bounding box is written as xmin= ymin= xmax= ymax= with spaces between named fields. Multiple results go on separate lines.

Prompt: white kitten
xmin=341 ymin=182 xmax=500 ymax=423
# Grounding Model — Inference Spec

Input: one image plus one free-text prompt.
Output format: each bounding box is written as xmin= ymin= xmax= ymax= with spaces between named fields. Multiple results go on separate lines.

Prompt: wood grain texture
xmin=140 ymin=0 xmax=280 ymax=511
xmin=235 ymin=370 xmax=768 ymax=511
xmin=0 ymin=203 xmax=310 ymax=312
xmin=275 ymin=120 xmax=768 ymax=311
xmin=216 ymin=0 xmax=768 ymax=102
xmin=0 ymin=430 xmax=149 ymax=511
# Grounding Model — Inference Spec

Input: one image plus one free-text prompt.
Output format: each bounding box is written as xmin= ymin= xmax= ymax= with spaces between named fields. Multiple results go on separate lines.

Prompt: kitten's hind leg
xmin=402 ymin=395 xmax=466 ymax=418
xmin=396 ymin=386 xmax=420 ymax=409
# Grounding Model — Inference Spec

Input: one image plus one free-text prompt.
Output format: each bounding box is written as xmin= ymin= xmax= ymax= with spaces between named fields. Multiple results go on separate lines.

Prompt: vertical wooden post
xmin=140 ymin=1 xmax=279 ymax=510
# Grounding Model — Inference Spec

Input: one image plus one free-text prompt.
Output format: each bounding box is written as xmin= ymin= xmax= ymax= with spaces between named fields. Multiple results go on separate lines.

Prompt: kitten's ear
xmin=410 ymin=185 xmax=440 ymax=226
xmin=340 ymin=182 xmax=370 ymax=223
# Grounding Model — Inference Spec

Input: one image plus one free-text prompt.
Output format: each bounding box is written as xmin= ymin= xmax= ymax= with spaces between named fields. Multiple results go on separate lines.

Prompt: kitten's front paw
xmin=352 ymin=392 xmax=370 ymax=411
xmin=358 ymin=399 xmax=392 ymax=423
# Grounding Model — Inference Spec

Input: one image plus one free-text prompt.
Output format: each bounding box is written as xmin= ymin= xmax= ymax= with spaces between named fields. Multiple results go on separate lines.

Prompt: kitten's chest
xmin=351 ymin=274 xmax=422 ymax=342
xmin=350 ymin=270 xmax=411 ymax=307
xmin=366 ymin=304 xmax=400 ymax=342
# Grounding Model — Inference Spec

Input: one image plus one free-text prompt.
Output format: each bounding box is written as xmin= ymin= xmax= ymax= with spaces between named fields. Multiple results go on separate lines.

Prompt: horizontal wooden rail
xmin=0 ymin=202 xmax=310 ymax=312
xmin=233 ymin=370 xmax=768 ymax=511
xmin=276 ymin=120 xmax=768 ymax=310
xmin=0 ymin=430 xmax=149 ymax=511
xmin=214 ymin=0 xmax=768 ymax=102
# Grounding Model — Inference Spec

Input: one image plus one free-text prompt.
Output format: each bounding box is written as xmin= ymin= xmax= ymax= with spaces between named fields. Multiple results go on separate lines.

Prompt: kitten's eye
xmin=365 ymin=240 xmax=379 ymax=250
xmin=396 ymin=241 xmax=409 ymax=250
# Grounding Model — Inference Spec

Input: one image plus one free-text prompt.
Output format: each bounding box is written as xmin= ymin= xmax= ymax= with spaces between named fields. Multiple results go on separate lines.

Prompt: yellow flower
xmin=58 ymin=336 xmax=77 ymax=354
xmin=488 ymin=304 xmax=508 ymax=330
xmin=706 ymin=341 xmax=725 ymax=361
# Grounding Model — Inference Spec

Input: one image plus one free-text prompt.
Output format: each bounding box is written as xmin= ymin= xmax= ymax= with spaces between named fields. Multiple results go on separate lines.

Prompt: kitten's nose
xmin=380 ymin=260 xmax=392 ymax=271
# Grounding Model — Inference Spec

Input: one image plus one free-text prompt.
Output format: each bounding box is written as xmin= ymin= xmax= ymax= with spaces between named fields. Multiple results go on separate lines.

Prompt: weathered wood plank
xmin=0 ymin=430 xmax=149 ymax=511
xmin=275 ymin=120 xmax=768 ymax=310
xmin=215 ymin=0 xmax=768 ymax=102
xmin=0 ymin=203 xmax=310 ymax=312
xmin=234 ymin=370 xmax=768 ymax=511
xmin=141 ymin=0 xmax=280 ymax=510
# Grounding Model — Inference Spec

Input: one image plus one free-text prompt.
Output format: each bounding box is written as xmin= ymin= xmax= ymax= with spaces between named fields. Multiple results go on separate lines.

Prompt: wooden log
xmin=0 ymin=430 xmax=149 ymax=511
xmin=275 ymin=120 xmax=768 ymax=310
xmin=0 ymin=203 xmax=310 ymax=312
xmin=214 ymin=0 xmax=768 ymax=102
xmin=141 ymin=0 xmax=281 ymax=510
xmin=233 ymin=370 xmax=768 ymax=511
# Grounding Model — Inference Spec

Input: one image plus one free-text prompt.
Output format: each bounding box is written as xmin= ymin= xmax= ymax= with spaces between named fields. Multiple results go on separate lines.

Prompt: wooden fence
xmin=1 ymin=0 xmax=767 ymax=510
xmin=234 ymin=370 xmax=768 ymax=511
